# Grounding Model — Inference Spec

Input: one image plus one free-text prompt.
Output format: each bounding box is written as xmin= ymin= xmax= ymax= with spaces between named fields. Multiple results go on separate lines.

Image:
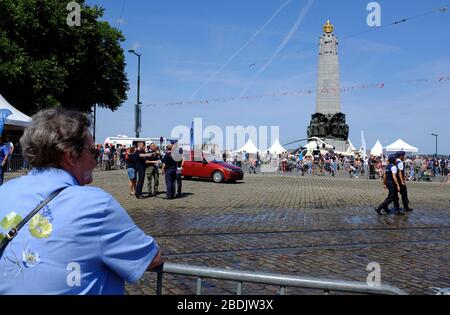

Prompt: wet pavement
xmin=6 ymin=170 xmax=450 ymax=294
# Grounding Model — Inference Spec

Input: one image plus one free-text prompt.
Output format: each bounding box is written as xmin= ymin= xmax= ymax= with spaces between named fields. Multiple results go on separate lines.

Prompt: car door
xmin=182 ymin=161 xmax=195 ymax=177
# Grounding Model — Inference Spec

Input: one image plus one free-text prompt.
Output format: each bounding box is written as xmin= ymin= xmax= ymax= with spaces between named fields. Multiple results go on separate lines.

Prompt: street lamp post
xmin=128 ymin=50 xmax=142 ymax=138
xmin=431 ymin=133 xmax=438 ymax=158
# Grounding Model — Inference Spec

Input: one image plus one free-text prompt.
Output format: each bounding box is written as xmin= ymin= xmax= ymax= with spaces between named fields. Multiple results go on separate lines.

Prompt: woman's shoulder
xmin=65 ymin=185 xmax=114 ymax=203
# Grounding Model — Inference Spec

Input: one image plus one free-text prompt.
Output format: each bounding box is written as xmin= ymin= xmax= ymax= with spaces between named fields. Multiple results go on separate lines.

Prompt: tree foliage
xmin=0 ymin=0 xmax=129 ymax=115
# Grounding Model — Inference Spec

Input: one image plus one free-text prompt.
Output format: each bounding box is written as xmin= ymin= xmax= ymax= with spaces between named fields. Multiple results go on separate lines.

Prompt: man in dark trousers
xmin=396 ymin=151 xmax=413 ymax=212
xmin=134 ymin=141 xmax=149 ymax=199
xmin=375 ymin=154 xmax=403 ymax=215
xmin=146 ymin=143 xmax=162 ymax=197
xmin=161 ymin=144 xmax=177 ymax=200
xmin=175 ymin=147 xmax=184 ymax=197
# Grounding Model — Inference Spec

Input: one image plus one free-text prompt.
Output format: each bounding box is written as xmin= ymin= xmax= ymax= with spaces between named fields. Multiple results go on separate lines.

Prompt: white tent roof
xmin=347 ymin=139 xmax=357 ymax=152
xmin=0 ymin=93 xmax=32 ymax=127
xmin=385 ymin=139 xmax=418 ymax=153
xmin=268 ymin=139 xmax=286 ymax=154
xmin=235 ymin=139 xmax=260 ymax=154
xmin=370 ymin=140 xmax=383 ymax=156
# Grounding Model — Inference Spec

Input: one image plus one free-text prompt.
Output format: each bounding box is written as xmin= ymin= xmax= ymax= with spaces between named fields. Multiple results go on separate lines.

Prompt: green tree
xmin=0 ymin=0 xmax=129 ymax=115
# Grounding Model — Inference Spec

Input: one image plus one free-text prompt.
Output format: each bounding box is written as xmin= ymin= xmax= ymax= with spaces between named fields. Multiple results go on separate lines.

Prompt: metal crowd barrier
xmin=5 ymin=154 xmax=28 ymax=172
xmin=153 ymin=263 xmax=407 ymax=295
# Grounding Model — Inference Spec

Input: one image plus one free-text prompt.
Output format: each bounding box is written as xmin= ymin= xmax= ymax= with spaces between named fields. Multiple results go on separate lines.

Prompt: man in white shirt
xmin=375 ymin=155 xmax=402 ymax=215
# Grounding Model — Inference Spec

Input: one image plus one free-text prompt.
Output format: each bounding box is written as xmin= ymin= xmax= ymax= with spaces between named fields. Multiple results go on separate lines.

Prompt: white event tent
xmin=235 ymin=139 xmax=260 ymax=154
xmin=385 ymin=139 xmax=418 ymax=153
xmin=370 ymin=140 xmax=384 ymax=156
xmin=268 ymin=139 xmax=287 ymax=154
xmin=0 ymin=93 xmax=32 ymax=127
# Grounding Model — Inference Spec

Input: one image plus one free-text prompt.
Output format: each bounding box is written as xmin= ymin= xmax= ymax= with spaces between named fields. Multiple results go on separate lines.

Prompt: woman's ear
xmin=61 ymin=151 xmax=77 ymax=167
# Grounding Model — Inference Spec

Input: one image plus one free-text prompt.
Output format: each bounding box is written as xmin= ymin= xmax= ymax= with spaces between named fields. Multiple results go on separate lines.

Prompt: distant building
xmin=103 ymin=136 xmax=172 ymax=149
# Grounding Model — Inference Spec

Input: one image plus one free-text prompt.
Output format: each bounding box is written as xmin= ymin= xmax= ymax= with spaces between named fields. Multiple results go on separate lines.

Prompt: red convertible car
xmin=182 ymin=159 xmax=244 ymax=183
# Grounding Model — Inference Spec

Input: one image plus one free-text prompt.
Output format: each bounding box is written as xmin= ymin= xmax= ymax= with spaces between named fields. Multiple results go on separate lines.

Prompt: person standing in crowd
xmin=308 ymin=156 xmax=313 ymax=176
xmin=3 ymin=139 xmax=14 ymax=172
xmin=413 ymin=156 xmax=423 ymax=181
xmin=364 ymin=156 xmax=369 ymax=179
xmin=102 ymin=144 xmax=111 ymax=170
xmin=125 ymin=146 xmax=138 ymax=195
xmin=0 ymin=108 xmax=162 ymax=294
xmin=0 ymin=139 xmax=9 ymax=186
xmin=94 ymin=145 xmax=100 ymax=169
xmin=145 ymin=143 xmax=161 ymax=197
xmin=161 ymin=144 xmax=177 ymax=200
xmin=369 ymin=155 xmax=377 ymax=179
xmin=249 ymin=155 xmax=256 ymax=174
xmin=439 ymin=157 xmax=447 ymax=181
xmin=116 ymin=145 xmax=122 ymax=169
xmin=134 ymin=141 xmax=149 ymax=199
xmin=98 ymin=145 xmax=104 ymax=169
xmin=355 ymin=157 xmax=361 ymax=178
xmin=396 ymin=151 xmax=413 ymax=212
xmin=110 ymin=145 xmax=116 ymax=169
xmin=375 ymin=154 xmax=402 ymax=215
xmin=176 ymin=147 xmax=184 ymax=197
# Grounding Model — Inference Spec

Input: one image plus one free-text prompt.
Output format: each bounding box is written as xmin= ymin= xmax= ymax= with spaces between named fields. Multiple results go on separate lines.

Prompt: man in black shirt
xmin=134 ymin=142 xmax=150 ymax=199
xmin=146 ymin=143 xmax=162 ymax=197
xmin=161 ymin=144 xmax=177 ymax=200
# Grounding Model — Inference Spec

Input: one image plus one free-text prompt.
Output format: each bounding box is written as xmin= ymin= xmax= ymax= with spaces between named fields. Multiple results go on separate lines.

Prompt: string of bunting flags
xmin=143 ymin=75 xmax=450 ymax=108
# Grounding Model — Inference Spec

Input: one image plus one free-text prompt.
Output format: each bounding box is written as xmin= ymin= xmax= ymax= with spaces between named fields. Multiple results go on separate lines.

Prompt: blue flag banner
xmin=0 ymin=109 xmax=13 ymax=136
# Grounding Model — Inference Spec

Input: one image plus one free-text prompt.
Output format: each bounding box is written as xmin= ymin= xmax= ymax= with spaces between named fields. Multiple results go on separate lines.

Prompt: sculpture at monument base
xmin=307 ymin=112 xmax=349 ymax=140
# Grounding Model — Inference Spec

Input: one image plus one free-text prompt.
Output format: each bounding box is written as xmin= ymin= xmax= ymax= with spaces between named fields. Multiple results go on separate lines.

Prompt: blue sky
xmin=88 ymin=0 xmax=450 ymax=154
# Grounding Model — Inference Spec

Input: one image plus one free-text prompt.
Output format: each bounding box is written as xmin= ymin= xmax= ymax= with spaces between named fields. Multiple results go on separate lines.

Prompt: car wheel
xmin=212 ymin=171 xmax=224 ymax=183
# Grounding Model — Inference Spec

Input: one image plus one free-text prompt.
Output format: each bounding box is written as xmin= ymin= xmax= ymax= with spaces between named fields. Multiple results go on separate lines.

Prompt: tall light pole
xmin=431 ymin=133 xmax=438 ymax=158
xmin=128 ymin=50 xmax=142 ymax=138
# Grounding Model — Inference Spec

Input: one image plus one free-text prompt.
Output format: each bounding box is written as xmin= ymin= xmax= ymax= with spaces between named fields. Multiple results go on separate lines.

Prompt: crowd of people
xmin=227 ymin=150 xmax=449 ymax=183
xmin=93 ymin=143 xmax=126 ymax=170
xmin=123 ymin=142 xmax=184 ymax=200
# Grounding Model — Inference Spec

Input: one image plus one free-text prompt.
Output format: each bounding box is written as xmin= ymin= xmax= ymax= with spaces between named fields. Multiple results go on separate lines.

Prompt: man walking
xmin=396 ymin=151 xmax=413 ymax=212
xmin=146 ymin=143 xmax=161 ymax=197
xmin=375 ymin=155 xmax=402 ymax=215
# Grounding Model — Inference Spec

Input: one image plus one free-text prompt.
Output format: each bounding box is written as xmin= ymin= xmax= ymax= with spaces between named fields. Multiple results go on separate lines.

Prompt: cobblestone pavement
xmin=6 ymin=171 xmax=450 ymax=295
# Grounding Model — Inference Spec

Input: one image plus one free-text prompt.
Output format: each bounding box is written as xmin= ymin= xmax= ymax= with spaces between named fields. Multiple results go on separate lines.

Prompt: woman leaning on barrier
xmin=0 ymin=108 xmax=162 ymax=295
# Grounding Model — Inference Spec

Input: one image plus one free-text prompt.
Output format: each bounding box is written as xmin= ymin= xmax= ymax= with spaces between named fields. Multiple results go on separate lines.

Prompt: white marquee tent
xmin=385 ymin=139 xmax=418 ymax=153
xmin=235 ymin=139 xmax=260 ymax=154
xmin=0 ymin=93 xmax=32 ymax=127
xmin=347 ymin=139 xmax=357 ymax=153
xmin=370 ymin=140 xmax=383 ymax=156
xmin=268 ymin=139 xmax=287 ymax=155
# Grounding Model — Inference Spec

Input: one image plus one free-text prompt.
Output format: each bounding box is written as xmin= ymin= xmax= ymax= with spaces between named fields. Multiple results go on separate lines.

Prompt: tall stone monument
xmin=307 ymin=20 xmax=350 ymax=152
